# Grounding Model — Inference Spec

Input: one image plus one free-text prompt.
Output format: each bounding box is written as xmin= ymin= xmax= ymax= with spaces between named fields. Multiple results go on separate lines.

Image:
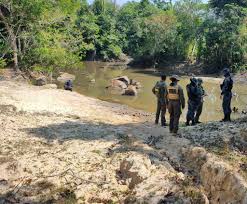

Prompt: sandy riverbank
xmin=0 ymin=77 xmax=246 ymax=203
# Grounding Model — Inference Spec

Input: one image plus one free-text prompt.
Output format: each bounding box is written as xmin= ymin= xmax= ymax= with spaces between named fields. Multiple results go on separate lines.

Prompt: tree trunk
xmin=10 ymin=33 xmax=19 ymax=71
xmin=0 ymin=9 xmax=20 ymax=72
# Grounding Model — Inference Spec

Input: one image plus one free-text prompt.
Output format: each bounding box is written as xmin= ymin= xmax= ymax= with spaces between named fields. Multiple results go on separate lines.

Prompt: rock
xmin=201 ymin=193 xmax=210 ymax=204
xmin=119 ymin=154 xmax=151 ymax=189
xmin=130 ymin=79 xmax=141 ymax=89
xmin=135 ymin=82 xmax=142 ymax=89
xmin=57 ymin=72 xmax=75 ymax=83
xmin=29 ymin=71 xmax=40 ymax=79
xmin=29 ymin=71 xmax=48 ymax=86
xmin=118 ymin=53 xmax=133 ymax=64
xmin=122 ymin=85 xmax=137 ymax=96
xmin=111 ymin=79 xmax=127 ymax=89
xmin=35 ymin=76 xmax=47 ymax=86
xmin=200 ymin=158 xmax=247 ymax=204
xmin=42 ymin=84 xmax=57 ymax=89
xmin=113 ymin=76 xmax=130 ymax=86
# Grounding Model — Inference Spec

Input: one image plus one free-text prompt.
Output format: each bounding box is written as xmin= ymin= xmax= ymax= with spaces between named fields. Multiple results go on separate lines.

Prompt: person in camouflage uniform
xmin=152 ymin=74 xmax=167 ymax=126
xmin=220 ymin=68 xmax=233 ymax=122
xmin=167 ymin=75 xmax=185 ymax=134
xmin=195 ymin=78 xmax=205 ymax=123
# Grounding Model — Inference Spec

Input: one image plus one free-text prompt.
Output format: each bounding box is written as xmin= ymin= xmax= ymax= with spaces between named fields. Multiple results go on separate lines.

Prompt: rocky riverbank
xmin=0 ymin=75 xmax=246 ymax=203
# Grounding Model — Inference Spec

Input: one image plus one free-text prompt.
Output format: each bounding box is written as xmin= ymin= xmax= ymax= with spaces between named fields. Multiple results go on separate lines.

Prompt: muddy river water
xmin=64 ymin=62 xmax=247 ymax=122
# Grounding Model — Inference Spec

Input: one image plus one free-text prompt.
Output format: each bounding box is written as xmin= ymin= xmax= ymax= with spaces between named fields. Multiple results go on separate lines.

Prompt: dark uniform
xmin=152 ymin=81 xmax=167 ymax=126
xmin=186 ymin=78 xmax=201 ymax=126
xmin=167 ymin=75 xmax=185 ymax=134
xmin=220 ymin=68 xmax=233 ymax=121
xmin=64 ymin=80 xmax=73 ymax=91
xmin=195 ymin=78 xmax=205 ymax=123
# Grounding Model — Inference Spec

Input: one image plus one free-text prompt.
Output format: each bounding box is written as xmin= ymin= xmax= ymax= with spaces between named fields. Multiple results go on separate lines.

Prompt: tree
xmin=0 ymin=0 xmax=46 ymax=71
xmin=174 ymin=0 xmax=206 ymax=61
xmin=116 ymin=0 xmax=162 ymax=60
xmin=0 ymin=0 xmax=82 ymax=72
xmin=76 ymin=0 xmax=99 ymax=60
xmin=76 ymin=0 xmax=121 ymax=61
xmin=210 ymin=0 xmax=247 ymax=13
xmin=201 ymin=3 xmax=247 ymax=71
xmin=142 ymin=12 xmax=177 ymax=64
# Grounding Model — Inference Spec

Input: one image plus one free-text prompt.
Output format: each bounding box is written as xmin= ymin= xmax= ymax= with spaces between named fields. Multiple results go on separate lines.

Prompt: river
xmin=63 ymin=61 xmax=247 ymax=122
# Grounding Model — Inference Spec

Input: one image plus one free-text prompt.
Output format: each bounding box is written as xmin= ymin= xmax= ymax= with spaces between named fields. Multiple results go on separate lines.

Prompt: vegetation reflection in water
xmin=65 ymin=62 xmax=247 ymax=122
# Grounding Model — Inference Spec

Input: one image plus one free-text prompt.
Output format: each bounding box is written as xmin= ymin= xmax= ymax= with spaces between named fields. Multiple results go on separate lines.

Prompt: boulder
xmin=113 ymin=76 xmax=130 ymax=86
xmin=111 ymin=79 xmax=127 ymax=89
xmin=35 ymin=76 xmax=47 ymax=86
xmin=201 ymin=158 xmax=247 ymax=204
xmin=57 ymin=72 xmax=75 ymax=83
xmin=119 ymin=154 xmax=151 ymax=189
xmin=42 ymin=84 xmax=58 ymax=89
xmin=131 ymin=80 xmax=142 ymax=89
xmin=122 ymin=85 xmax=137 ymax=96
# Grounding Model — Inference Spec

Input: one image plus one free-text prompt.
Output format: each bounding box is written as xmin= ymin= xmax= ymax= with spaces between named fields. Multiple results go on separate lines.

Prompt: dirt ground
xmin=0 ymin=73 xmax=246 ymax=203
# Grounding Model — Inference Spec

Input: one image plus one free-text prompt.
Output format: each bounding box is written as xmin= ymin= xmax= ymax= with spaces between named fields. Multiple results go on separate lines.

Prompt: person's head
xmin=197 ymin=78 xmax=203 ymax=85
xmin=170 ymin=75 xmax=180 ymax=83
xmin=161 ymin=74 xmax=166 ymax=81
xmin=223 ymin=67 xmax=230 ymax=77
xmin=190 ymin=77 xmax=197 ymax=85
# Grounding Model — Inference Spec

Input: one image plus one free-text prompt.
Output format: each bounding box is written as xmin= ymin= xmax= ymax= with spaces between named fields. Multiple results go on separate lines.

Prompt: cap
xmin=190 ymin=77 xmax=197 ymax=84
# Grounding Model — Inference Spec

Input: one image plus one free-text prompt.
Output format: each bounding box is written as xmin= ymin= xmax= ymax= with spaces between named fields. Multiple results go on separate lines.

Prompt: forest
xmin=0 ymin=0 xmax=246 ymax=73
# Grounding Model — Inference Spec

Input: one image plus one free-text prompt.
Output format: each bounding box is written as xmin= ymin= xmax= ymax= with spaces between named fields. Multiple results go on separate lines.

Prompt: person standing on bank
xmin=167 ymin=75 xmax=185 ymax=134
xmin=220 ymin=68 xmax=233 ymax=122
xmin=152 ymin=74 xmax=168 ymax=126
xmin=186 ymin=77 xmax=201 ymax=126
xmin=195 ymin=78 xmax=206 ymax=124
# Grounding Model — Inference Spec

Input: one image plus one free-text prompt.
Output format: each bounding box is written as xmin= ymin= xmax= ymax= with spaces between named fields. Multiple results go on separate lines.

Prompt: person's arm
xmin=221 ymin=79 xmax=227 ymax=95
xmin=179 ymin=86 xmax=185 ymax=109
xmin=152 ymin=86 xmax=156 ymax=95
xmin=164 ymin=85 xmax=168 ymax=105
xmin=152 ymin=82 xmax=157 ymax=95
xmin=186 ymin=85 xmax=191 ymax=99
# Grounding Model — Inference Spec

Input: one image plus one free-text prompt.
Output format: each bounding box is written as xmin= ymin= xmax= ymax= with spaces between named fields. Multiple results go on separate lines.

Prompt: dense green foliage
xmin=0 ymin=0 xmax=246 ymax=72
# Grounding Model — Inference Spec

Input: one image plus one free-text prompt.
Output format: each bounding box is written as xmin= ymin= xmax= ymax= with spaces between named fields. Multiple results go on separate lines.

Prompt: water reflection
xmin=64 ymin=61 xmax=246 ymax=122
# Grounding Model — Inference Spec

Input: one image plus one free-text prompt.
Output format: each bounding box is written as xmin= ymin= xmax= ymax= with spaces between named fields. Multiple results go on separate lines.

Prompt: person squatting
xmin=152 ymin=68 xmax=233 ymax=135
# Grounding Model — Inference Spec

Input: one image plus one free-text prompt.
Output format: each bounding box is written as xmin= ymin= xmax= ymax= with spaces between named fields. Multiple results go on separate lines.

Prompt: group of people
xmin=152 ymin=68 xmax=233 ymax=134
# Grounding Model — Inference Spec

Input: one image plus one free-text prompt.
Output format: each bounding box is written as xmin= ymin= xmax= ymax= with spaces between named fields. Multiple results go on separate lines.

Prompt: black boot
xmin=226 ymin=113 xmax=231 ymax=122
xmin=221 ymin=115 xmax=227 ymax=122
xmin=191 ymin=120 xmax=196 ymax=126
xmin=186 ymin=120 xmax=190 ymax=126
